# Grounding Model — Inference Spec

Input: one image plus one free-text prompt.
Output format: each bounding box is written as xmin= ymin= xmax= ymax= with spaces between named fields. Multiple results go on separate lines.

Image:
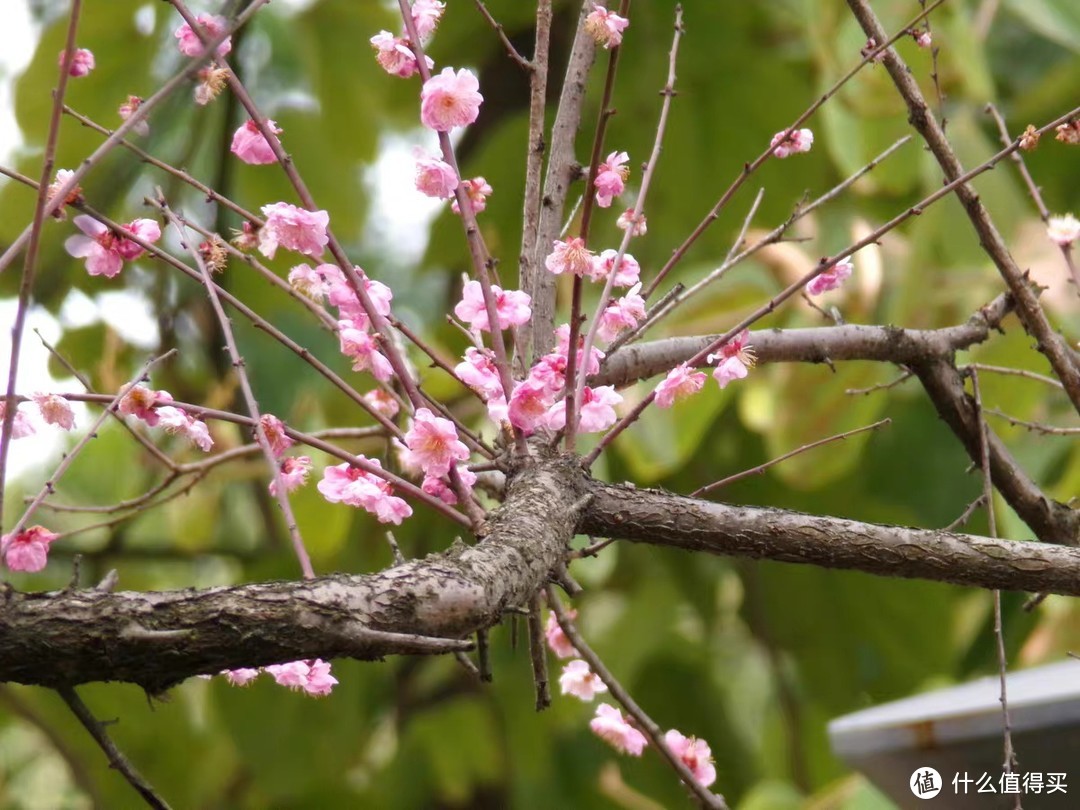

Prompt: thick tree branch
xmin=580 ymin=482 xmax=1080 ymax=591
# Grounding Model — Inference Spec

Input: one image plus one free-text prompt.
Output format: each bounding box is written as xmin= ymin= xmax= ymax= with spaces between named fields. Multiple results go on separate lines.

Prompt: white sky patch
xmin=60 ymin=288 xmax=160 ymax=350
xmin=0 ymin=0 xmax=35 ymax=164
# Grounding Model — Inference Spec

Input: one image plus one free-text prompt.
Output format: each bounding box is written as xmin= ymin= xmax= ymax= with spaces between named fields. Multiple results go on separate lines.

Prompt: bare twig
xmin=472 ymin=0 xmax=532 ymax=70
xmin=528 ymin=593 xmax=551 ymax=710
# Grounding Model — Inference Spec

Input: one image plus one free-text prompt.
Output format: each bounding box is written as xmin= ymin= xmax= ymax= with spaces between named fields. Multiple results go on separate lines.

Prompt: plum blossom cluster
xmin=212 ymin=659 xmax=337 ymax=697
xmin=1 ymin=394 xmax=76 ymax=442
xmin=369 ymin=0 xmax=444 ymax=78
xmin=65 ymin=215 xmax=161 ymax=279
xmin=807 ymin=256 xmax=854 ymax=296
xmin=770 ymin=127 xmax=814 ymax=159
xmin=118 ymin=384 xmax=213 ymax=452
xmin=318 ymin=459 xmax=412 ymax=525
xmin=60 ymin=47 xmax=94 ymax=78
xmin=546 ymin=612 xmax=716 ymax=786
xmin=1 ymin=526 xmax=59 ymax=573
xmin=172 ymin=14 xmax=234 ymax=105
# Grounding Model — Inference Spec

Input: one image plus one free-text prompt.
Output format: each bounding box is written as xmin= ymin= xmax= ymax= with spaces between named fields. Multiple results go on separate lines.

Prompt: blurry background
xmin=1 ymin=0 xmax=1079 ymax=807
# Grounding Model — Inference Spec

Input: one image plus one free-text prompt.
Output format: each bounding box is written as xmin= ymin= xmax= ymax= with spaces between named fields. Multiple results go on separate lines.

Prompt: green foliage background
xmin=1 ymin=0 xmax=1079 ymax=807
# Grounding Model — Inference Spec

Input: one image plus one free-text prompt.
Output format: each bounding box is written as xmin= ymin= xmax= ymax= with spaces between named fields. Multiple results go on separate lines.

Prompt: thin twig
xmin=57 ymin=686 xmax=172 ymax=810
xmin=965 ymin=363 xmax=1064 ymax=391
xmin=986 ymin=408 xmax=1080 ymax=436
xmin=943 ymin=494 xmax=986 ymax=531
xmin=472 ymin=0 xmax=532 ymax=70
xmin=692 ymin=418 xmax=890 ymax=496
xmin=845 ymin=370 xmax=914 ymax=396
xmin=528 ymin=593 xmax=551 ymax=710
xmin=548 ymin=588 xmax=729 ymax=809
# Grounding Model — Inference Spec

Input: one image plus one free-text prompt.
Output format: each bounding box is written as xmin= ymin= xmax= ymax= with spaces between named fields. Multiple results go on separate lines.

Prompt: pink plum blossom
xmin=806 ymin=256 xmax=854 ymax=296
xmin=264 ymin=660 xmax=336 ymax=695
xmin=118 ymin=384 xmax=173 ymax=426
xmin=860 ymin=38 xmax=886 ymax=63
xmin=265 ymin=660 xmax=308 ymax=689
xmin=222 ymin=668 xmax=260 ymax=686
xmin=588 ymin=249 xmax=640 ymax=287
xmin=451 ymin=177 xmax=494 ymax=215
xmin=420 ymin=68 xmax=483 ymax=132
xmin=422 ymin=464 xmax=476 ymax=506
xmin=414 ymin=151 xmax=459 ymax=199
xmin=616 ymin=208 xmax=647 ymax=236
xmin=46 ymin=169 xmax=81 ymax=219
xmin=545 ymin=237 xmax=595 ymax=277
xmin=541 ymin=386 xmax=622 ymax=434
xmin=32 ymin=393 xmax=75 ymax=430
xmin=454 ymin=281 xmax=532 ymax=332
xmin=175 ymin=14 xmax=232 ymax=58
xmin=303 ymin=659 xmax=338 ymax=697
xmin=585 ymin=5 xmax=630 ymax=49
xmin=1 ymin=526 xmax=58 ymax=573
xmin=1056 ymin=121 xmax=1080 ymax=145
xmin=560 ymin=659 xmax=608 ymax=701
xmin=708 ymin=330 xmax=756 ymax=390
xmin=913 ymin=29 xmax=932 ymax=49
xmin=118 ymin=96 xmax=149 ymax=136
xmin=664 ymin=730 xmax=717 ymax=787
xmin=194 ymin=66 xmax=230 ymax=106
xmin=590 ymin=704 xmax=647 ymax=756
xmin=508 ymin=379 xmax=555 ymax=434
xmin=369 ymin=31 xmax=431 ymax=78
xmin=258 ymin=203 xmax=329 ymax=259
xmin=320 ymin=264 xmax=393 ymax=325
xmin=269 ymin=455 xmax=312 ymax=496
xmin=544 ymin=611 xmax=577 ymax=658
xmin=60 ymin=48 xmax=95 ymax=78
xmin=318 ymin=460 xmax=412 ymax=525
xmin=404 ymin=408 xmax=470 ymax=477
xmin=260 ymin=414 xmax=293 ymax=457
xmin=655 ymin=364 xmax=707 ymax=408
xmin=770 ymin=127 xmax=814 ymax=158
xmin=338 ymin=320 xmax=394 ymax=381
xmin=555 ymin=324 xmax=605 ymax=376
xmin=597 ymin=283 xmax=645 ymax=342
xmin=155 ymin=406 xmax=214 ymax=451
xmin=230 ymin=119 xmax=281 ymax=165
xmin=65 ymin=215 xmax=161 ymax=278
xmin=411 ymin=0 xmax=446 ymax=41
xmin=455 ymin=348 xmax=504 ymax=401
xmin=1047 ymin=214 xmax=1080 ymax=247
xmin=594 ymin=151 xmax=629 ymax=208
xmin=288 ymin=263 xmax=328 ymax=302
xmin=363 ymin=389 xmax=400 ymax=419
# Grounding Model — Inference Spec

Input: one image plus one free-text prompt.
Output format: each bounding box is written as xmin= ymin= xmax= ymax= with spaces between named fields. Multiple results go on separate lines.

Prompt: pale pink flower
xmin=664 ymin=730 xmax=717 ymax=787
xmin=0 ymin=402 xmax=35 ymax=440
xmin=230 ymin=119 xmax=281 ymax=165
xmin=270 ymin=455 xmax=312 ymax=496
xmin=454 ymin=281 xmax=531 ymax=332
xmin=303 ymin=659 xmax=338 ymax=697
xmin=545 ymin=238 xmax=595 ymax=277
xmin=585 ymin=5 xmax=630 ymax=49
xmin=369 ymin=31 xmax=431 ymax=78
xmin=455 ymin=347 xmax=504 ymax=401
xmin=597 ymin=283 xmax=645 ymax=342
xmin=194 ymin=66 xmax=230 ymax=106
xmin=1047 ymin=214 xmax=1080 ymax=247
xmin=508 ymin=379 xmax=555 ymax=434
xmin=265 ymin=660 xmax=309 ymax=689
xmin=560 ymin=659 xmax=608 ymax=701
xmin=320 ymin=264 xmax=393 ymax=325
xmin=451 ymin=177 xmax=494 ymax=215
xmin=1 ymin=526 xmax=59 ymax=573
xmin=61 ymin=48 xmax=95 ymax=78
xmin=616 ymin=208 xmax=647 ymax=236
xmin=655 ymin=364 xmax=706 ymax=408
xmin=118 ymin=384 xmax=173 ymax=426
xmin=222 ymin=668 xmax=260 ymax=686
xmin=550 ymin=324 xmax=604 ymax=378
xmin=363 ymin=389 xmax=400 ymax=419
xmin=32 ymin=393 xmax=75 ymax=430
xmin=338 ymin=320 xmax=394 ymax=381
xmin=411 ymin=0 xmax=446 ymax=41
xmin=65 ymin=215 xmax=161 ymax=278
xmin=486 ymin=395 xmax=509 ymax=424
xmin=588 ymin=249 xmax=640 ymax=287
xmin=231 ymin=220 xmax=259 ymax=251
xmin=542 ymin=386 xmax=621 ymax=434
xmin=414 ymin=152 xmax=459 ymax=199
xmin=318 ymin=460 xmax=413 ymax=525
xmin=258 ymin=203 xmax=329 ymax=259
xmin=590 ymin=704 xmax=647 ymax=756
xmin=806 ymin=256 xmax=853 ymax=296
xmin=422 ymin=474 xmax=456 ymax=505
xmin=544 ymin=611 xmax=577 ymax=658
xmin=1056 ymin=121 xmax=1080 ymax=145
xmin=155 ymin=406 xmax=214 ymax=451
xmin=260 ymin=414 xmax=293 ymax=457
xmin=860 ymin=38 xmax=886 ymax=63
xmin=771 ymin=128 xmax=814 ymax=159
xmin=118 ymin=96 xmax=149 ymax=136
xmin=175 ymin=14 xmax=232 ymax=58
xmin=420 ymin=67 xmax=483 ymax=132
xmin=288 ymin=264 xmax=328 ymax=302
xmin=404 ymin=408 xmax=470 ymax=477
xmin=594 ymin=151 xmax=629 ymax=208
xmin=913 ymin=29 xmax=932 ymax=49
xmin=46 ymin=169 xmax=81 ymax=219
xmin=708 ymin=330 xmax=756 ymax=390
